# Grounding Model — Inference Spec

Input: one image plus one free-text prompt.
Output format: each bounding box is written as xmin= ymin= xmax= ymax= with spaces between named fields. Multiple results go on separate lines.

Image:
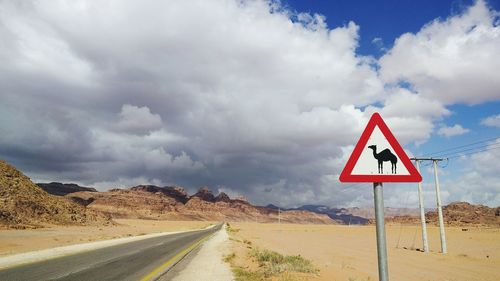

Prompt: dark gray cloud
xmin=0 ymin=0 xmax=498 ymax=207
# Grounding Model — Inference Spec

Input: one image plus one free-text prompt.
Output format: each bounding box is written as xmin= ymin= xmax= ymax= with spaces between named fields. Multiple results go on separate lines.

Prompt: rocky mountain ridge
xmin=67 ymin=186 xmax=334 ymax=224
xmin=3 ymin=160 xmax=497 ymax=227
xmin=37 ymin=182 xmax=97 ymax=196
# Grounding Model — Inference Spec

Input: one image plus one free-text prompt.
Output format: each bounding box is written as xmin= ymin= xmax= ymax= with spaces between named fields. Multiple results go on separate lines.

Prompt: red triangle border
xmin=339 ymin=113 xmax=422 ymax=183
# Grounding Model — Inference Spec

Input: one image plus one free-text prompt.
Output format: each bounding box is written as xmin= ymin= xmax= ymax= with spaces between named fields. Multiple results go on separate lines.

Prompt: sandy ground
xmin=0 ymin=219 xmax=214 ymax=256
xmin=164 ymin=226 xmax=234 ymax=281
xmin=229 ymin=222 xmax=500 ymax=281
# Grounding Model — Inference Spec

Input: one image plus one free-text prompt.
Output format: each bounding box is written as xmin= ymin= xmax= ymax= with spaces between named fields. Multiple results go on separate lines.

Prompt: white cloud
xmin=0 ymin=0 xmax=498 ymax=207
xmin=116 ymin=104 xmax=162 ymax=135
xmin=371 ymin=37 xmax=386 ymax=51
xmin=0 ymin=0 xmax=386 ymax=204
xmin=443 ymin=139 xmax=500 ymax=206
xmin=437 ymin=124 xmax=470 ymax=137
xmin=365 ymin=88 xmax=450 ymax=144
xmin=380 ymin=0 xmax=500 ymax=105
xmin=481 ymin=114 xmax=500 ymax=127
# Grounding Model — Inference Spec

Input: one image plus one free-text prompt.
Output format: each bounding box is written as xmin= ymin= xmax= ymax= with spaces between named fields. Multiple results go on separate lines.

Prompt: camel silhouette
xmin=367 ymin=145 xmax=397 ymax=174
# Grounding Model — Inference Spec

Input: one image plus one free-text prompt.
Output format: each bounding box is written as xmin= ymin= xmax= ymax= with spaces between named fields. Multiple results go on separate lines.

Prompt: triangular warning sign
xmin=339 ymin=112 xmax=422 ymax=183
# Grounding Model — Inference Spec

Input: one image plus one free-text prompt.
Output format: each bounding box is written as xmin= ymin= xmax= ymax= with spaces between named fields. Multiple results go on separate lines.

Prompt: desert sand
xmin=230 ymin=222 xmax=500 ymax=281
xmin=0 ymin=219 xmax=214 ymax=256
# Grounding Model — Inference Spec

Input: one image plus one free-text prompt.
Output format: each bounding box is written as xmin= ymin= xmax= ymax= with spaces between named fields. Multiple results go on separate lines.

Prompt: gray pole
xmin=278 ymin=208 xmax=281 ymax=224
xmin=415 ymin=160 xmax=429 ymax=253
xmin=432 ymin=160 xmax=447 ymax=254
xmin=373 ymin=182 xmax=389 ymax=281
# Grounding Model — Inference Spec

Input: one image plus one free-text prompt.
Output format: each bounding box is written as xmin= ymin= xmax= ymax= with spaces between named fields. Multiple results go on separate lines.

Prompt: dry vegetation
xmin=225 ymin=223 xmax=319 ymax=281
xmin=227 ymin=222 xmax=500 ymax=281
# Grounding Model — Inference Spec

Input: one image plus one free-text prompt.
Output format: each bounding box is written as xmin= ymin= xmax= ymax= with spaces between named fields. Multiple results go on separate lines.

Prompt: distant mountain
xmin=0 ymin=160 xmax=111 ymax=229
xmin=67 ymin=186 xmax=336 ymax=224
xmin=290 ymin=204 xmax=436 ymax=225
xmin=292 ymin=205 xmax=369 ymax=225
xmin=37 ymin=182 xmax=97 ymax=196
xmin=192 ymin=186 xmax=216 ymax=202
xmin=265 ymin=204 xmax=281 ymax=210
xmin=130 ymin=185 xmax=189 ymax=203
xmin=345 ymin=206 xmax=425 ymax=220
xmin=388 ymin=202 xmax=500 ymax=226
xmin=292 ymin=204 xmax=329 ymax=213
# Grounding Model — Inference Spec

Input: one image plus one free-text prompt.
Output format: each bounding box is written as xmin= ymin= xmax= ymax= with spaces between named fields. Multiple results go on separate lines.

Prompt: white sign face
xmin=350 ymin=126 xmax=410 ymax=176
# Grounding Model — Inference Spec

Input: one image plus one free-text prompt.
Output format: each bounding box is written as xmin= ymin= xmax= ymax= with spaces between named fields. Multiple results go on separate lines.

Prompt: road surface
xmin=0 ymin=224 xmax=222 ymax=281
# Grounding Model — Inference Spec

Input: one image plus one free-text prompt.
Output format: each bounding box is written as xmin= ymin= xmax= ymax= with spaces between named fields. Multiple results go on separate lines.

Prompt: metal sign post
xmin=373 ymin=182 xmax=389 ymax=281
xmin=340 ymin=113 xmax=424 ymax=281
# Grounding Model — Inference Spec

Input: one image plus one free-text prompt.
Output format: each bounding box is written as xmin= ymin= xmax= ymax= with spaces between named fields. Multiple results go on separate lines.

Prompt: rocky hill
xmin=37 ymin=182 xmax=97 ymax=196
xmin=427 ymin=202 xmax=500 ymax=226
xmin=387 ymin=202 xmax=500 ymax=226
xmin=68 ymin=186 xmax=334 ymax=224
xmin=130 ymin=185 xmax=189 ymax=203
xmin=0 ymin=160 xmax=111 ymax=229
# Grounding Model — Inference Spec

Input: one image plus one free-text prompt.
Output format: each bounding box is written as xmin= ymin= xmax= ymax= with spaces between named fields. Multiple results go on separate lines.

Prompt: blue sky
xmin=285 ymin=0 xmax=499 ymax=56
xmin=0 ymin=0 xmax=499 ymax=208
xmin=283 ymin=0 xmax=500 ymax=152
xmin=283 ymin=0 xmax=500 ymax=205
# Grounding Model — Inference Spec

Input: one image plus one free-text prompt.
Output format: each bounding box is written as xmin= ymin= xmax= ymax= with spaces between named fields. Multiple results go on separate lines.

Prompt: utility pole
xmin=415 ymin=160 xmax=429 ymax=253
xmin=278 ymin=207 xmax=281 ymax=225
xmin=411 ymin=157 xmax=447 ymax=254
xmin=433 ymin=160 xmax=447 ymax=253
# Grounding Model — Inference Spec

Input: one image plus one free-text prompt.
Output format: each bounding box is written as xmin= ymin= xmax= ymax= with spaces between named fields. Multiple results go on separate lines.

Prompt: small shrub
xmin=227 ymin=225 xmax=240 ymax=233
xmin=224 ymin=252 xmax=236 ymax=263
xmin=233 ymin=267 xmax=265 ymax=281
xmin=250 ymin=248 xmax=318 ymax=276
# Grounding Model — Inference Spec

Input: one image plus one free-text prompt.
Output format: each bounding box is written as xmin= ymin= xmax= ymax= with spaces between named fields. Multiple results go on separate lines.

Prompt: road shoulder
xmin=161 ymin=225 xmax=234 ymax=281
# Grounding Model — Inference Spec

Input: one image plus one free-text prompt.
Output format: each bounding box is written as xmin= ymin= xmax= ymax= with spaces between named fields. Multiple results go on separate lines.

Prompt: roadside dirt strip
xmin=160 ymin=225 xmax=234 ymax=281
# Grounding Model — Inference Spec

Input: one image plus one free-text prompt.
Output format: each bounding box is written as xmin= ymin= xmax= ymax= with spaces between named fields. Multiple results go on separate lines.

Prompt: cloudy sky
xmin=0 ymin=0 xmax=499 ymax=208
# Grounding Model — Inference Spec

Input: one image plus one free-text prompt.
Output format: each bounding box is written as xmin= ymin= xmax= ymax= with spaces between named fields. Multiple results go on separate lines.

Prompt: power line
xmin=413 ymin=144 xmax=500 ymax=164
xmin=446 ymin=145 xmax=500 ymax=159
xmin=433 ymin=143 xmax=500 ymax=158
xmin=438 ymin=158 xmax=449 ymax=168
xmin=423 ymin=136 xmax=499 ymax=157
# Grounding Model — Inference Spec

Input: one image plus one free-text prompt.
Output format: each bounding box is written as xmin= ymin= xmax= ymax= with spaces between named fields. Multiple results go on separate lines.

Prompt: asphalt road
xmin=0 ymin=224 xmax=222 ymax=281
